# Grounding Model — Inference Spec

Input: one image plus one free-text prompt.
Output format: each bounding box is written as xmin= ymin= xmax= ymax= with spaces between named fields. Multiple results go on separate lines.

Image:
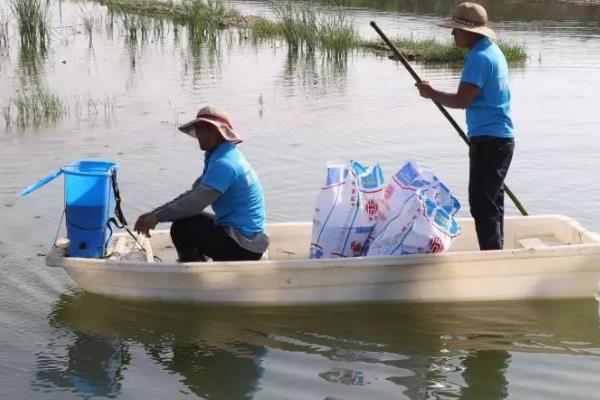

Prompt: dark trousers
xmin=170 ymin=213 xmax=263 ymax=262
xmin=469 ymin=136 xmax=515 ymax=251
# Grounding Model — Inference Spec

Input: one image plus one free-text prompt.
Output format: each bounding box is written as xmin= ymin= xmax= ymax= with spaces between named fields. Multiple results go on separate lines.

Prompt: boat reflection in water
xmin=33 ymin=291 xmax=600 ymax=399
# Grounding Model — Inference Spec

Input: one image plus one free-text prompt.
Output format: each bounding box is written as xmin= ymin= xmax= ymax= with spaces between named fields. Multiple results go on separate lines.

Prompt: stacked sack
xmin=310 ymin=161 xmax=385 ymax=259
xmin=310 ymin=160 xmax=461 ymax=259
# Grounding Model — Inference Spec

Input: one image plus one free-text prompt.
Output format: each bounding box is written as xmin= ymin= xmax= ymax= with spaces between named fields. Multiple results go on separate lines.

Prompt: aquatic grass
xmin=103 ymin=0 xmax=237 ymax=27
xmin=315 ymin=3 xmax=358 ymax=53
xmin=4 ymin=89 xmax=65 ymax=128
xmin=182 ymin=0 xmax=227 ymax=47
xmin=499 ymin=40 xmax=527 ymax=63
xmin=102 ymin=0 xmax=235 ymax=50
xmin=361 ymin=37 xmax=527 ymax=63
xmin=9 ymin=0 xmax=50 ymax=50
xmin=249 ymin=16 xmax=284 ymax=39
xmin=268 ymin=0 xmax=358 ymax=54
xmin=3 ymin=91 xmax=119 ymax=127
xmin=104 ymin=0 xmax=185 ymax=19
xmin=181 ymin=0 xmax=227 ymax=29
xmin=270 ymin=0 xmax=318 ymax=49
xmin=69 ymin=94 xmax=117 ymax=122
xmin=91 ymin=0 xmax=527 ymax=64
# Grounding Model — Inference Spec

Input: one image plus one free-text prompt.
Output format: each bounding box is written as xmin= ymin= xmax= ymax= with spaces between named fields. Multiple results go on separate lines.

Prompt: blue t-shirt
xmin=201 ymin=142 xmax=266 ymax=237
xmin=461 ymin=37 xmax=514 ymax=139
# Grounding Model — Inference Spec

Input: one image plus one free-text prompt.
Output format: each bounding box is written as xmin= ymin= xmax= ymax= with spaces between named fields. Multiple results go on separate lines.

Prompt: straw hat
xmin=437 ymin=2 xmax=497 ymax=40
xmin=178 ymin=106 xmax=243 ymax=144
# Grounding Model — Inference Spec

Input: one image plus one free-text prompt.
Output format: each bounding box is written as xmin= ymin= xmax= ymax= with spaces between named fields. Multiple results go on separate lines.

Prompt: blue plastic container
xmin=21 ymin=160 xmax=119 ymax=258
xmin=63 ymin=161 xmax=118 ymax=258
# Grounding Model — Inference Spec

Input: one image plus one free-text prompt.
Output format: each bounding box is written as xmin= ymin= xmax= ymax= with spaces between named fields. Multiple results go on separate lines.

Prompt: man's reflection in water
xmin=460 ymin=350 xmax=511 ymax=400
xmin=43 ymin=293 xmax=267 ymax=399
xmin=145 ymin=340 xmax=266 ymax=399
xmin=34 ymin=333 xmax=130 ymax=398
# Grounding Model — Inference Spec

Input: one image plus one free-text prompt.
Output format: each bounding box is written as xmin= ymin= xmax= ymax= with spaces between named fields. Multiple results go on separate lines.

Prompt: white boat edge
xmin=46 ymin=214 xmax=600 ymax=305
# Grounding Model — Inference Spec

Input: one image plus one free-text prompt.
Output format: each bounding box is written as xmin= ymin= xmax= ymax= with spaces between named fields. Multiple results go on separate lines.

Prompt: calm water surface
xmin=1 ymin=0 xmax=600 ymax=398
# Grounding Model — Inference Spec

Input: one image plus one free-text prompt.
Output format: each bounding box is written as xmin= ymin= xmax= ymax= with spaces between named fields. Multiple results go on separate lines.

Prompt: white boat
xmin=46 ymin=215 xmax=600 ymax=304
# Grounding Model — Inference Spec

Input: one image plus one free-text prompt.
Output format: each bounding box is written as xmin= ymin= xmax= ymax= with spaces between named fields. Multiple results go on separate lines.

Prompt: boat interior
xmin=108 ymin=215 xmax=600 ymax=264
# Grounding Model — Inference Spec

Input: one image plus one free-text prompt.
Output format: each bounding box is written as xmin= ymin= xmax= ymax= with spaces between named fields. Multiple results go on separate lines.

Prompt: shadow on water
xmin=34 ymin=291 xmax=600 ymax=399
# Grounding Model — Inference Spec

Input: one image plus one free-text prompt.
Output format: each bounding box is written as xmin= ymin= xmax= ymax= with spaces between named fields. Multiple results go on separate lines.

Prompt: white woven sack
xmin=310 ymin=161 xmax=384 ymax=259
xmin=366 ymin=193 xmax=461 ymax=256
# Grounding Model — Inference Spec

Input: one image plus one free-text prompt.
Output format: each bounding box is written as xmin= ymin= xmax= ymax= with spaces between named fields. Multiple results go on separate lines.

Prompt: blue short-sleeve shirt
xmin=461 ymin=37 xmax=514 ymax=139
xmin=201 ymin=142 xmax=266 ymax=237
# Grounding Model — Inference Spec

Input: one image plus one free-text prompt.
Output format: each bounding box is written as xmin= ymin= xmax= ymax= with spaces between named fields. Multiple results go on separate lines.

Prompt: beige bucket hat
xmin=178 ymin=106 xmax=243 ymax=144
xmin=437 ymin=2 xmax=497 ymax=40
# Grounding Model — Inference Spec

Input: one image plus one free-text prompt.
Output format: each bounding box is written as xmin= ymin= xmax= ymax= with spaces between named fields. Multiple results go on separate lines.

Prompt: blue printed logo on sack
xmin=326 ymin=165 xmax=349 ymax=186
xmin=396 ymin=162 xmax=430 ymax=189
xmin=354 ymin=226 xmax=372 ymax=234
xmin=425 ymin=199 xmax=460 ymax=236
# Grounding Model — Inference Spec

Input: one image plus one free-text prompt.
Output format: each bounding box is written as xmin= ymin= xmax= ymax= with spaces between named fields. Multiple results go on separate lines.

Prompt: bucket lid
xmin=20 ymin=160 xmax=119 ymax=197
xmin=62 ymin=160 xmax=119 ymax=176
xmin=20 ymin=169 xmax=63 ymax=197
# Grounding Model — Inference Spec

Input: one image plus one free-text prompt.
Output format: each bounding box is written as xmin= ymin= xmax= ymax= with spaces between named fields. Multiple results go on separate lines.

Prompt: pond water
xmin=1 ymin=0 xmax=600 ymax=399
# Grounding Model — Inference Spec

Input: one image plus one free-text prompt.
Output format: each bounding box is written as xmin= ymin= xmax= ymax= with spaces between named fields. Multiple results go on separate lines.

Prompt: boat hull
xmin=48 ymin=241 xmax=600 ymax=304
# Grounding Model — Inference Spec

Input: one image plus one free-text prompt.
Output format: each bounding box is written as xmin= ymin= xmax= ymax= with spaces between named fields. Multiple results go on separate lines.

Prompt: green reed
xmin=102 ymin=0 xmax=235 ymax=49
xmin=270 ymin=0 xmax=318 ymax=48
xmin=268 ymin=0 xmax=357 ymax=53
xmin=181 ymin=0 xmax=227 ymax=46
xmin=104 ymin=0 xmax=234 ymax=26
xmin=9 ymin=0 xmax=49 ymax=50
xmin=499 ymin=40 xmax=527 ymax=63
xmin=2 ymin=90 xmax=120 ymax=127
xmin=3 ymin=89 xmax=65 ymax=128
xmin=315 ymin=3 xmax=357 ymax=52
xmin=249 ymin=16 xmax=284 ymax=40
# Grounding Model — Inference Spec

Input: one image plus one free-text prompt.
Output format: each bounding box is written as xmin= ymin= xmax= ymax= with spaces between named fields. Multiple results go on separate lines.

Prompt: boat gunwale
xmin=46 ymin=241 xmax=600 ymax=274
xmin=45 ymin=214 xmax=600 ymax=273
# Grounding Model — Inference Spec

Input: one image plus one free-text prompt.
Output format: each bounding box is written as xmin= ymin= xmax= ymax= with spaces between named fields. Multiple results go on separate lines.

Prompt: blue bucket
xmin=63 ymin=161 xmax=118 ymax=258
xmin=21 ymin=160 xmax=119 ymax=258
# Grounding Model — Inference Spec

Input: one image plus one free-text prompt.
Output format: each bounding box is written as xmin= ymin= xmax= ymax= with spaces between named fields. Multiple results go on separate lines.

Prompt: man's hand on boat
xmin=134 ymin=212 xmax=159 ymax=238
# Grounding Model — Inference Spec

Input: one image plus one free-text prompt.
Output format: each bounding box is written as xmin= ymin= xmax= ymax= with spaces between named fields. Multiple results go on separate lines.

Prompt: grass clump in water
xmin=269 ymin=0 xmax=358 ymax=53
xmin=102 ymin=0 xmax=237 ymax=48
xmin=499 ymin=41 xmax=527 ymax=63
xmin=104 ymin=0 xmax=236 ymax=27
xmin=317 ymin=4 xmax=357 ymax=52
xmin=8 ymin=0 xmax=49 ymax=50
xmin=182 ymin=0 xmax=227 ymax=29
xmin=181 ymin=0 xmax=227 ymax=45
xmin=249 ymin=16 xmax=284 ymax=39
xmin=3 ymin=89 xmax=65 ymax=128
xmin=361 ymin=37 xmax=526 ymax=63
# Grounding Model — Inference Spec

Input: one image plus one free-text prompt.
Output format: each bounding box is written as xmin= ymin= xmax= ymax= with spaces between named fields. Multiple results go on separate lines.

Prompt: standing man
xmin=134 ymin=106 xmax=269 ymax=262
xmin=415 ymin=2 xmax=515 ymax=250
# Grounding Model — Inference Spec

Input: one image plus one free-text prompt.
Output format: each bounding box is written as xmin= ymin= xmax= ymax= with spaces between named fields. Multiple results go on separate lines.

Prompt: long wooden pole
xmin=370 ymin=21 xmax=528 ymax=216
